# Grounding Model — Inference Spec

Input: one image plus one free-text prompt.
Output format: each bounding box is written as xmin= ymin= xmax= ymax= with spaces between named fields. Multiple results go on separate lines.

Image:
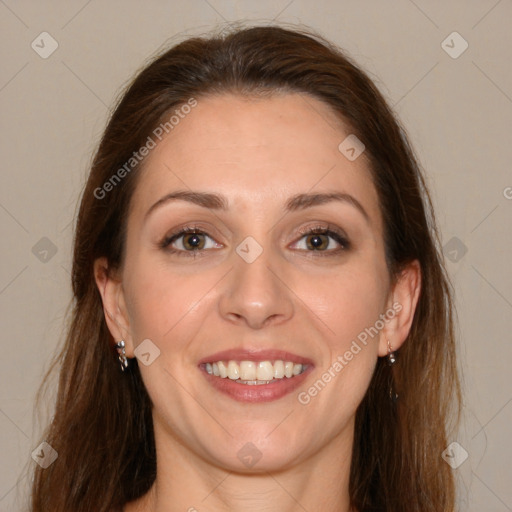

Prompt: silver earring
xmin=115 ymin=340 xmax=129 ymax=372
xmin=387 ymin=339 xmax=397 ymax=366
xmin=387 ymin=340 xmax=398 ymax=402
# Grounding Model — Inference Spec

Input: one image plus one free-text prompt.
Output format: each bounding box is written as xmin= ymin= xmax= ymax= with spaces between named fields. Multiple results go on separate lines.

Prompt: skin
xmin=94 ymin=92 xmax=421 ymax=512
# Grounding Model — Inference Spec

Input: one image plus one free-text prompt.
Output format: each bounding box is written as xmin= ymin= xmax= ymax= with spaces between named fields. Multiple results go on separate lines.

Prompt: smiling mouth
xmin=201 ymin=360 xmax=308 ymax=385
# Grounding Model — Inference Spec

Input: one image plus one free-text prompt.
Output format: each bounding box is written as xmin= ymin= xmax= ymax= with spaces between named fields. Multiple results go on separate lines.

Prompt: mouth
xmin=198 ymin=349 xmax=314 ymax=403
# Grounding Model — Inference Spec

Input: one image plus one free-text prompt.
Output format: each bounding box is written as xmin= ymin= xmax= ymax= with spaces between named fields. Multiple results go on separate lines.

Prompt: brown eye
xmin=181 ymin=232 xmax=206 ymax=250
xmin=305 ymin=233 xmax=330 ymax=251
xmin=160 ymin=227 xmax=222 ymax=256
xmin=293 ymin=227 xmax=350 ymax=254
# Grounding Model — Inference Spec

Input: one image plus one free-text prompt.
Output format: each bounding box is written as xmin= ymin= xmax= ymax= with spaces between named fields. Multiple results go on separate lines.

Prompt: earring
xmin=387 ymin=339 xmax=397 ymax=366
xmin=115 ymin=340 xmax=129 ymax=372
xmin=387 ymin=340 xmax=398 ymax=403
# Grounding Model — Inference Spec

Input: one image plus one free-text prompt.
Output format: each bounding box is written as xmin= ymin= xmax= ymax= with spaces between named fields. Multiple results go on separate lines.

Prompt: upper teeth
xmin=204 ymin=360 xmax=305 ymax=381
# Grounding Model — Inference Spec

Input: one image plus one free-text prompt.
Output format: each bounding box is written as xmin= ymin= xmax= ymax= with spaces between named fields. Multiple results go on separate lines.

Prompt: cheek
xmin=294 ymin=267 xmax=384 ymax=415
xmin=123 ymin=258 xmax=219 ymax=345
xmin=296 ymin=262 xmax=388 ymax=350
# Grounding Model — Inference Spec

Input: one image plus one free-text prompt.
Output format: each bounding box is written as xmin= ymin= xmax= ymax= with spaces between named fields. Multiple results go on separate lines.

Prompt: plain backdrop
xmin=1 ymin=1 xmax=511 ymax=510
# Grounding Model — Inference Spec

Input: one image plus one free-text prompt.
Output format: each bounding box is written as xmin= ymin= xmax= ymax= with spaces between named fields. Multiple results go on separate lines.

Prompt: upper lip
xmin=198 ymin=348 xmax=314 ymax=366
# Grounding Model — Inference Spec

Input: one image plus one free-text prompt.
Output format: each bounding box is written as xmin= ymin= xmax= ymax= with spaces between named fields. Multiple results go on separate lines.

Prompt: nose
xmin=218 ymin=242 xmax=294 ymax=329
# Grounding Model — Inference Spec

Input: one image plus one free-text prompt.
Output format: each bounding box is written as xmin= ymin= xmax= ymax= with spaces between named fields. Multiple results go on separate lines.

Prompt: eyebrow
xmin=144 ymin=190 xmax=370 ymax=224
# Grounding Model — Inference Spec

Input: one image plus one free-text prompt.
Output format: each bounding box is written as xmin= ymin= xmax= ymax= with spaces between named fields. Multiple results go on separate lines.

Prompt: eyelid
xmin=296 ymin=223 xmax=348 ymax=239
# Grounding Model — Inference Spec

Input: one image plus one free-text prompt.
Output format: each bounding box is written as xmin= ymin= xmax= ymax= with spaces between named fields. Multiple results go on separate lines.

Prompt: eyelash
xmin=159 ymin=224 xmax=350 ymax=258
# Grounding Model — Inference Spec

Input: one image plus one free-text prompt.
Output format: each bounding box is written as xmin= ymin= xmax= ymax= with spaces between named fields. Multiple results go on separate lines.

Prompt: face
xmin=96 ymin=92 xmax=419 ymax=472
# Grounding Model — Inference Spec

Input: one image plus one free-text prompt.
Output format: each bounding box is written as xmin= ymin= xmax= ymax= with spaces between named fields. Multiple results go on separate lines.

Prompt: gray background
xmin=1 ymin=1 xmax=511 ymax=510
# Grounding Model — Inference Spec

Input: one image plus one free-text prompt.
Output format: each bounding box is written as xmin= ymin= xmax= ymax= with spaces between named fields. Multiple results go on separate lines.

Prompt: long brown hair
xmin=31 ymin=24 xmax=461 ymax=511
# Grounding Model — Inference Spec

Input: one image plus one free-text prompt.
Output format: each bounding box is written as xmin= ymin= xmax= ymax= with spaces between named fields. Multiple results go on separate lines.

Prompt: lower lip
xmin=200 ymin=366 xmax=313 ymax=403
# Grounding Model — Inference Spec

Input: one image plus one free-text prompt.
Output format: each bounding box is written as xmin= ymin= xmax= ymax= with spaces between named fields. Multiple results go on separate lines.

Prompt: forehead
xmin=129 ymin=92 xmax=381 ymax=227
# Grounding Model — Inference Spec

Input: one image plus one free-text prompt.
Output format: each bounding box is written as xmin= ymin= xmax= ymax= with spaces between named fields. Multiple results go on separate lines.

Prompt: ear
xmin=378 ymin=259 xmax=421 ymax=357
xmin=93 ymin=257 xmax=135 ymax=357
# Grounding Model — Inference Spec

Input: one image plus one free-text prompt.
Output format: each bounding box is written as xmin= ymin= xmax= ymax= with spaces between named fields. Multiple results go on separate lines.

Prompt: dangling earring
xmin=387 ymin=340 xmax=398 ymax=402
xmin=387 ymin=339 xmax=396 ymax=366
xmin=115 ymin=340 xmax=129 ymax=372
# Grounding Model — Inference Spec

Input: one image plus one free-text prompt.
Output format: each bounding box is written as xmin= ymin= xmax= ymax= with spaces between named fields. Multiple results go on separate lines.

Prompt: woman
xmin=31 ymin=25 xmax=461 ymax=512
